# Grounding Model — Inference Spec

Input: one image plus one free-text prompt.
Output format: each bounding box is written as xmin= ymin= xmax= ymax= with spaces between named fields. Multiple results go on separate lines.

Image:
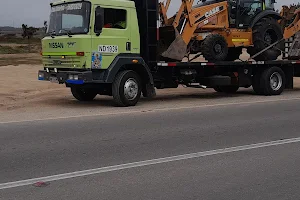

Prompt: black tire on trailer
xmin=249 ymin=17 xmax=284 ymax=61
xmin=201 ymin=34 xmax=228 ymax=62
xmin=213 ymin=86 xmax=223 ymax=92
xmin=71 ymin=86 xmax=98 ymax=101
xmin=260 ymin=67 xmax=286 ymax=96
xmin=225 ymin=47 xmax=243 ymax=61
xmin=252 ymin=71 xmax=264 ymax=95
xmin=112 ymin=70 xmax=142 ymax=107
xmin=213 ymin=85 xmax=239 ymax=93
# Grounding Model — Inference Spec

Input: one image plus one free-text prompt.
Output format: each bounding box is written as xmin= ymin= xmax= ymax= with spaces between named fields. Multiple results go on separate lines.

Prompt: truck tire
xmin=112 ymin=70 xmax=141 ymax=107
xmin=225 ymin=47 xmax=242 ymax=61
xmin=71 ymin=86 xmax=98 ymax=101
xmin=213 ymin=85 xmax=239 ymax=93
xmin=260 ymin=67 xmax=286 ymax=95
xmin=249 ymin=17 xmax=284 ymax=61
xmin=252 ymin=72 xmax=264 ymax=95
xmin=201 ymin=34 xmax=228 ymax=62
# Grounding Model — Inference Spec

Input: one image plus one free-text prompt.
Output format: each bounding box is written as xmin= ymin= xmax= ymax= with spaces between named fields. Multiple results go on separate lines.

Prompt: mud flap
xmin=288 ymin=32 xmax=300 ymax=60
xmin=160 ymin=28 xmax=187 ymax=61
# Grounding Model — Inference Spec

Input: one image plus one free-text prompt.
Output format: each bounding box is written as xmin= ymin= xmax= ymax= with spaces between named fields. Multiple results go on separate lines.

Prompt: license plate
xmin=49 ymin=77 xmax=59 ymax=83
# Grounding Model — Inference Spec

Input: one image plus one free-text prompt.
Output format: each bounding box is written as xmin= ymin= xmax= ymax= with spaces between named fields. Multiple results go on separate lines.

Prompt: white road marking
xmin=1 ymin=137 xmax=300 ymax=190
xmin=1 ymin=97 xmax=300 ymax=124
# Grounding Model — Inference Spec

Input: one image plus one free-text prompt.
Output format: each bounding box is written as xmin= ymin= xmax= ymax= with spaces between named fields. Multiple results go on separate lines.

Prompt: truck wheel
xmin=213 ymin=86 xmax=223 ymax=93
xmin=213 ymin=85 xmax=239 ymax=93
xmin=71 ymin=86 xmax=98 ymax=101
xmin=260 ymin=67 xmax=286 ymax=95
xmin=112 ymin=70 xmax=141 ymax=107
xmin=250 ymin=17 xmax=284 ymax=61
xmin=201 ymin=34 xmax=228 ymax=62
xmin=225 ymin=47 xmax=242 ymax=61
xmin=252 ymin=72 xmax=264 ymax=95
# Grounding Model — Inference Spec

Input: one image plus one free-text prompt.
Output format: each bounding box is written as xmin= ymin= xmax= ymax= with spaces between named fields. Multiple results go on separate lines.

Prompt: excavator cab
xmin=229 ymin=0 xmax=276 ymax=28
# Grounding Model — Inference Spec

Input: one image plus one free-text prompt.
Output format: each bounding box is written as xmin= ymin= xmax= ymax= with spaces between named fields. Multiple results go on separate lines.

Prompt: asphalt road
xmin=1 ymin=98 xmax=300 ymax=199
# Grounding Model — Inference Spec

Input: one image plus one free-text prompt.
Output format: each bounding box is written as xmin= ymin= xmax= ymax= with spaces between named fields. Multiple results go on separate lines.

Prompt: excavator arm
xmin=278 ymin=5 xmax=300 ymax=59
xmin=159 ymin=0 xmax=229 ymax=61
xmin=280 ymin=5 xmax=300 ymax=39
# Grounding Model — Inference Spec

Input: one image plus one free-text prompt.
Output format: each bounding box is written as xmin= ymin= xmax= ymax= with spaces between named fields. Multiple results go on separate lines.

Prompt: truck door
xmin=91 ymin=5 xmax=131 ymax=69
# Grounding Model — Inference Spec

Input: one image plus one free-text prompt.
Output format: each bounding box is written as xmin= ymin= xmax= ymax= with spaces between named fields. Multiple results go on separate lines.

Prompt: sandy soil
xmin=0 ymin=53 xmax=42 ymax=66
xmin=0 ymin=64 xmax=66 ymax=111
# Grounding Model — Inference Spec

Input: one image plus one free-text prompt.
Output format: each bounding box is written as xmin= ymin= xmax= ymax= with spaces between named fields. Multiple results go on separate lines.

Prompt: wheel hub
xmin=124 ymin=78 xmax=138 ymax=100
xmin=214 ymin=44 xmax=222 ymax=54
xmin=264 ymin=29 xmax=277 ymax=45
xmin=270 ymin=72 xmax=282 ymax=91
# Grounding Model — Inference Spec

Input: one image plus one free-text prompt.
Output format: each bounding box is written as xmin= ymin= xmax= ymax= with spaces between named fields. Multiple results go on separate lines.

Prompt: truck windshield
xmin=47 ymin=2 xmax=91 ymax=36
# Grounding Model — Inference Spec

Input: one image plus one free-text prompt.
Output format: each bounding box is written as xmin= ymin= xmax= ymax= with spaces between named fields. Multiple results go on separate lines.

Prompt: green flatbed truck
xmin=38 ymin=0 xmax=300 ymax=107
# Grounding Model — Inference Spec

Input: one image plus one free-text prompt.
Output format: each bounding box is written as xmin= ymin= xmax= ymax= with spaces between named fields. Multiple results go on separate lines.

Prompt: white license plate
xmin=98 ymin=45 xmax=118 ymax=53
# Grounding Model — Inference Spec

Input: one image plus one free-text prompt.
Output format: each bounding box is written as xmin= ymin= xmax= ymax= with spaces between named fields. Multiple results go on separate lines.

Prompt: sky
xmin=0 ymin=0 xmax=297 ymax=27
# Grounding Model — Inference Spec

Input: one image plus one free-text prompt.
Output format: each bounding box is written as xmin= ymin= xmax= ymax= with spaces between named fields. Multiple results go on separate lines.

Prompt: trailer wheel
xmin=213 ymin=86 xmax=223 ymax=93
xmin=112 ymin=70 xmax=141 ymax=107
xmin=252 ymin=71 xmax=264 ymax=95
xmin=213 ymin=85 xmax=239 ymax=93
xmin=260 ymin=67 xmax=286 ymax=95
xmin=71 ymin=86 xmax=98 ymax=101
xmin=201 ymin=34 xmax=228 ymax=62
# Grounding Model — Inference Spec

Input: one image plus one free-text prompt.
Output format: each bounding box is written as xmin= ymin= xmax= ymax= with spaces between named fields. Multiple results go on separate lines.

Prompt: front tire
xmin=201 ymin=34 xmax=228 ymax=62
xmin=112 ymin=70 xmax=142 ymax=107
xmin=71 ymin=86 xmax=98 ymax=101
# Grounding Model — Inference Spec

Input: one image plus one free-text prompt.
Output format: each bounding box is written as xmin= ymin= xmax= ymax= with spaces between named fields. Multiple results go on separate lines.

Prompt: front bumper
xmin=38 ymin=70 xmax=93 ymax=85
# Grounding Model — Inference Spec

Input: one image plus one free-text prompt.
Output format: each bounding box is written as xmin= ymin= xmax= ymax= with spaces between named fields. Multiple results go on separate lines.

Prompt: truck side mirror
xmin=94 ymin=6 xmax=103 ymax=36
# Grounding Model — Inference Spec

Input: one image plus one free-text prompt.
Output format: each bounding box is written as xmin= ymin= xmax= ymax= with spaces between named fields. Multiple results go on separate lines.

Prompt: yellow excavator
xmin=158 ymin=0 xmax=300 ymax=62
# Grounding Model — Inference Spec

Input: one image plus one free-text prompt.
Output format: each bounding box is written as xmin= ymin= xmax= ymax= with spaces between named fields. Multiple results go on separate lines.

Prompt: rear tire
xmin=71 ymin=86 xmax=98 ymax=101
xmin=260 ymin=67 xmax=286 ymax=96
xmin=249 ymin=17 xmax=284 ymax=61
xmin=252 ymin=72 xmax=264 ymax=95
xmin=201 ymin=34 xmax=228 ymax=62
xmin=213 ymin=85 xmax=239 ymax=93
xmin=112 ymin=70 xmax=142 ymax=107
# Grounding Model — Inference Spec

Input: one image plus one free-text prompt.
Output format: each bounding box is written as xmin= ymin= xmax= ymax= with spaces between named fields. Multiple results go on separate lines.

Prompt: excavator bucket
xmin=159 ymin=26 xmax=187 ymax=61
xmin=288 ymin=32 xmax=300 ymax=60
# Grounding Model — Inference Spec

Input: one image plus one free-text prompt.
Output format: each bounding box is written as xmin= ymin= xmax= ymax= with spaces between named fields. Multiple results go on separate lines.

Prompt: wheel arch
xmin=103 ymin=54 xmax=154 ymax=85
xmin=249 ymin=10 xmax=282 ymax=28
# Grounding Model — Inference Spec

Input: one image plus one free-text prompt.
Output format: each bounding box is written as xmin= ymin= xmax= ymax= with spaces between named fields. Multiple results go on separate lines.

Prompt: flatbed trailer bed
xmin=147 ymin=59 xmax=300 ymax=96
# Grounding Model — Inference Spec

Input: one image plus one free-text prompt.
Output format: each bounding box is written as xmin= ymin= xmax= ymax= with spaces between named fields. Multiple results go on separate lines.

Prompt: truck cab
xmin=41 ymin=0 xmax=139 ymax=71
xmin=39 ymin=0 xmax=156 ymax=106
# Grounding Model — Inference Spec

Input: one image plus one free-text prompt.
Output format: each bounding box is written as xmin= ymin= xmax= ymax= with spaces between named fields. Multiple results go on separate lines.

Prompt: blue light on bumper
xmin=38 ymin=77 xmax=45 ymax=80
xmin=66 ymin=79 xmax=84 ymax=84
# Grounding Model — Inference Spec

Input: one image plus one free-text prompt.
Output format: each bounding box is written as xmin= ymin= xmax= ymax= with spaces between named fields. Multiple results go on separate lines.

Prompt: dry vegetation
xmin=0 ymin=35 xmax=42 ymax=66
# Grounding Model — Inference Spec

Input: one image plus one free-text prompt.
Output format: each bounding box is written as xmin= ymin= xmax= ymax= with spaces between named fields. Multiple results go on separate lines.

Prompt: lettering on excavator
xmin=205 ymin=6 xmax=221 ymax=18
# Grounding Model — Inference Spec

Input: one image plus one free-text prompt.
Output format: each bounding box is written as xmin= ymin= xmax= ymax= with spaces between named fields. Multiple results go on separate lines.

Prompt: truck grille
xmin=42 ymin=55 xmax=82 ymax=68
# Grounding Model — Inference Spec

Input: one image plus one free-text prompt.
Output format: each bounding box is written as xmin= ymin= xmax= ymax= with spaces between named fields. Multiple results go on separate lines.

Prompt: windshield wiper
xmin=49 ymin=30 xmax=56 ymax=38
xmin=59 ymin=29 xmax=73 ymax=37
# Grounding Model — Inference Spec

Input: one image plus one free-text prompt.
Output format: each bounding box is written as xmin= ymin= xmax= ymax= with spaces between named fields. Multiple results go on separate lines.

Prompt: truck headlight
xmin=38 ymin=73 xmax=44 ymax=78
xmin=73 ymin=75 xmax=79 ymax=80
xmin=68 ymin=74 xmax=74 ymax=80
